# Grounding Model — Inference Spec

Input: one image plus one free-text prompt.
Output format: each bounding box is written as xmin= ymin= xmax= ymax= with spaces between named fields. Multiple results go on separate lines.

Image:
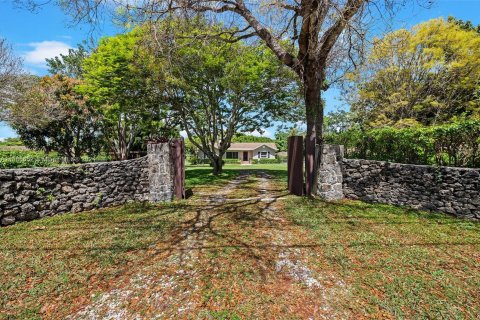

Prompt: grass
xmin=0 ymin=202 xmax=188 ymax=319
xmin=1 ymin=163 xmax=479 ymax=319
xmin=285 ymin=198 xmax=480 ymax=319
xmin=185 ymin=163 xmax=287 ymax=194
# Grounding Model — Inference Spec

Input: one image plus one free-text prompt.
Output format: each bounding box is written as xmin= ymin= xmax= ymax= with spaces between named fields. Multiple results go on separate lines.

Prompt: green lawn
xmin=185 ymin=163 xmax=287 ymax=189
xmin=284 ymin=198 xmax=480 ymax=319
xmin=0 ymin=202 xmax=189 ymax=319
xmin=1 ymin=163 xmax=479 ymax=319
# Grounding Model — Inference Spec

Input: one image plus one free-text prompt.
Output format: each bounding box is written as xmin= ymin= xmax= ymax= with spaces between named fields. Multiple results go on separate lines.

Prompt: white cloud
xmin=180 ymin=130 xmax=188 ymax=138
xmin=23 ymin=41 xmax=72 ymax=67
xmin=247 ymin=129 xmax=274 ymax=138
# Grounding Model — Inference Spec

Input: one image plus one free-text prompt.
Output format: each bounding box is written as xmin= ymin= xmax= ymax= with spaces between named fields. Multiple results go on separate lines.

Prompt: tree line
xmin=1 ymin=19 xmax=301 ymax=173
xmin=325 ymin=17 xmax=480 ymax=168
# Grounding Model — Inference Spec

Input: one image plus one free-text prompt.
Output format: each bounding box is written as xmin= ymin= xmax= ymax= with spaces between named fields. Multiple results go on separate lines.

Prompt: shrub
xmin=0 ymin=150 xmax=112 ymax=169
xmin=325 ymin=120 xmax=480 ymax=168
xmin=224 ymin=159 xmax=241 ymax=164
xmin=252 ymin=158 xmax=281 ymax=164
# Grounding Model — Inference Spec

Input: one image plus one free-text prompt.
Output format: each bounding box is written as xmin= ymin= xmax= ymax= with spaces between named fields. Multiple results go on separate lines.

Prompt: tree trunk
xmin=304 ymin=75 xmax=322 ymax=196
xmin=212 ymin=156 xmax=223 ymax=175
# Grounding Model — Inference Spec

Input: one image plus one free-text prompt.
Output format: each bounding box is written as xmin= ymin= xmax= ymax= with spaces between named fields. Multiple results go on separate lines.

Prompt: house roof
xmin=227 ymin=143 xmax=278 ymax=151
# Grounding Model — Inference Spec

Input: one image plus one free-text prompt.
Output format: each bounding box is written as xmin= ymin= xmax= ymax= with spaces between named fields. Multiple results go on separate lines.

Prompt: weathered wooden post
xmin=288 ymin=136 xmax=304 ymax=196
xmin=170 ymin=138 xmax=185 ymax=199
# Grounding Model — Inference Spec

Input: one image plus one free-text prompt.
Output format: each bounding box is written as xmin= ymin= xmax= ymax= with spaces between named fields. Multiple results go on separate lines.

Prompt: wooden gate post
xmin=288 ymin=136 xmax=304 ymax=196
xmin=170 ymin=138 xmax=185 ymax=199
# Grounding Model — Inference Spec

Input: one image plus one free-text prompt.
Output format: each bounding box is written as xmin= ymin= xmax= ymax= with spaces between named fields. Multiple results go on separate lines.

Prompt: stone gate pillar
xmin=147 ymin=138 xmax=185 ymax=202
xmin=317 ymin=144 xmax=344 ymax=201
xmin=147 ymin=142 xmax=175 ymax=202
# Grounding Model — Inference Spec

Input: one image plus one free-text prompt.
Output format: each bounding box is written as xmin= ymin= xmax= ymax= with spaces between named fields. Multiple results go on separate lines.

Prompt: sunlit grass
xmin=1 ymin=164 xmax=479 ymax=319
xmin=285 ymin=197 xmax=480 ymax=319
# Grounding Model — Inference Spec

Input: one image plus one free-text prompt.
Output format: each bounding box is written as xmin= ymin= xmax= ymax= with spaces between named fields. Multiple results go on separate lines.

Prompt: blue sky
xmin=1 ymin=0 xmax=480 ymax=138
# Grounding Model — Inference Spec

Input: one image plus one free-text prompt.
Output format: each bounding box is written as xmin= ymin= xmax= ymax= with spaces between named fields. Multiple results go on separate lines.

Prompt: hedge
xmin=224 ymin=159 xmax=241 ymax=164
xmin=252 ymin=158 xmax=282 ymax=164
xmin=325 ymin=120 xmax=480 ymax=168
xmin=0 ymin=150 xmax=111 ymax=169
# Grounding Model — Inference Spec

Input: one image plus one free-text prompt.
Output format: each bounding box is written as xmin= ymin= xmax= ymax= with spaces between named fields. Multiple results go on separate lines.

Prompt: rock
xmin=0 ymin=142 xmax=176 ymax=227
xmin=62 ymin=185 xmax=74 ymax=193
xmin=15 ymin=195 xmax=29 ymax=203
xmin=343 ymin=157 xmax=479 ymax=220
xmin=71 ymin=203 xmax=83 ymax=213
xmin=1 ymin=216 xmax=15 ymax=226
xmin=3 ymin=194 xmax=15 ymax=201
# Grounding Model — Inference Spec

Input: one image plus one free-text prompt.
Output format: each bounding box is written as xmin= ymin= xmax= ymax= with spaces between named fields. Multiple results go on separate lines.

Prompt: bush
xmin=0 ymin=150 xmax=112 ymax=169
xmin=0 ymin=150 xmax=61 ymax=169
xmin=252 ymin=158 xmax=281 ymax=164
xmin=0 ymin=138 xmax=24 ymax=147
xmin=325 ymin=120 xmax=480 ymax=168
xmin=224 ymin=159 xmax=241 ymax=164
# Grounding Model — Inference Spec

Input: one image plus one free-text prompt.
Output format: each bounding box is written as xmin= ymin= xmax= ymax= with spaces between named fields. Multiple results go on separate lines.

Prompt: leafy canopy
xmin=348 ymin=17 xmax=480 ymax=128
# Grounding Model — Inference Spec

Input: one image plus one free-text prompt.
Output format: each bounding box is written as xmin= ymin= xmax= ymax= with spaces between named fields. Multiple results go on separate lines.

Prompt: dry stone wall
xmin=0 ymin=142 xmax=176 ymax=226
xmin=342 ymin=159 xmax=480 ymax=219
xmin=317 ymin=145 xmax=344 ymax=201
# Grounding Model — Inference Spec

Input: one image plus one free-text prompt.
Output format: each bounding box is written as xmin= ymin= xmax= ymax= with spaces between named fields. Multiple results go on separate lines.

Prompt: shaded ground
xmin=1 ymin=164 xmax=479 ymax=319
xmin=65 ymin=170 xmax=347 ymax=319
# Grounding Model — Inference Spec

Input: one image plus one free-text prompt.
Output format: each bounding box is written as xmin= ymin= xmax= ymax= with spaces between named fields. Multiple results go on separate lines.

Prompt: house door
xmin=243 ymin=152 xmax=248 ymax=161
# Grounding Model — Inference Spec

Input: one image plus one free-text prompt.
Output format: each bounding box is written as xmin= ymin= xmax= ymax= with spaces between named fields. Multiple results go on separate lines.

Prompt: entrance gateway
xmin=287 ymin=136 xmax=344 ymax=200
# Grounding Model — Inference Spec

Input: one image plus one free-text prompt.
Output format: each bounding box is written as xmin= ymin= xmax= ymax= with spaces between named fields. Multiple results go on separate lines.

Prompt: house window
xmin=226 ymin=152 xmax=238 ymax=159
xmin=259 ymin=151 xmax=268 ymax=158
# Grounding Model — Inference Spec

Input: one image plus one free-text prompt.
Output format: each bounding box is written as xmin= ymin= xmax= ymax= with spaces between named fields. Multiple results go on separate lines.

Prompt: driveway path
xmin=67 ymin=171 xmax=348 ymax=319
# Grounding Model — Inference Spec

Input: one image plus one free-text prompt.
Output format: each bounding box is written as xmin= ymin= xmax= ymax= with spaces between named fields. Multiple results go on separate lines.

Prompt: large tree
xmin=7 ymin=74 xmax=101 ymax=163
xmin=160 ymin=20 xmax=300 ymax=174
xmin=80 ymin=30 xmax=177 ymax=160
xmin=347 ymin=18 xmax=480 ymax=128
xmin=19 ymin=0 xmax=410 ymax=194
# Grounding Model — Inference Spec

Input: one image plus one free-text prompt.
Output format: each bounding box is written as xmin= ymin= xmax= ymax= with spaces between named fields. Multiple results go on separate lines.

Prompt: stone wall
xmin=342 ymin=159 xmax=480 ymax=219
xmin=0 ymin=142 xmax=176 ymax=226
xmin=317 ymin=145 xmax=344 ymax=201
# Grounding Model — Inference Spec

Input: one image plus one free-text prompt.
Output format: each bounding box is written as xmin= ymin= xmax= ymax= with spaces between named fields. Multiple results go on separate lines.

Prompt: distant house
xmin=198 ymin=143 xmax=278 ymax=163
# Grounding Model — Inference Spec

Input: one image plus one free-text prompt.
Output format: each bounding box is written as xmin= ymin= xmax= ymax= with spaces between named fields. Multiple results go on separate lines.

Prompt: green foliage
xmin=232 ymin=134 xmax=274 ymax=143
xmin=448 ymin=16 xmax=480 ymax=34
xmin=0 ymin=150 xmax=111 ymax=169
xmin=46 ymin=44 xmax=89 ymax=79
xmin=324 ymin=110 xmax=356 ymax=134
xmin=252 ymin=158 xmax=281 ymax=164
xmin=0 ymin=150 xmax=60 ymax=169
xmin=274 ymin=127 xmax=303 ymax=152
xmin=224 ymin=159 xmax=241 ymax=164
xmin=0 ymin=137 xmax=23 ymax=146
xmin=326 ymin=120 xmax=480 ymax=167
xmin=8 ymin=74 xmax=102 ymax=163
xmin=348 ymin=17 xmax=480 ymax=127
xmin=80 ymin=29 xmax=175 ymax=160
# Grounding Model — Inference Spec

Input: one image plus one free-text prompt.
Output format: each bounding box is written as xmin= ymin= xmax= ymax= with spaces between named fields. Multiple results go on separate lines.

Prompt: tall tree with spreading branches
xmin=158 ymin=20 xmax=300 ymax=174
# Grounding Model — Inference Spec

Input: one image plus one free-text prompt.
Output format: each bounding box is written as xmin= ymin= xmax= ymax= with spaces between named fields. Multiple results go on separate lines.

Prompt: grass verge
xmin=0 ymin=202 xmax=186 ymax=319
xmin=284 ymin=197 xmax=480 ymax=319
